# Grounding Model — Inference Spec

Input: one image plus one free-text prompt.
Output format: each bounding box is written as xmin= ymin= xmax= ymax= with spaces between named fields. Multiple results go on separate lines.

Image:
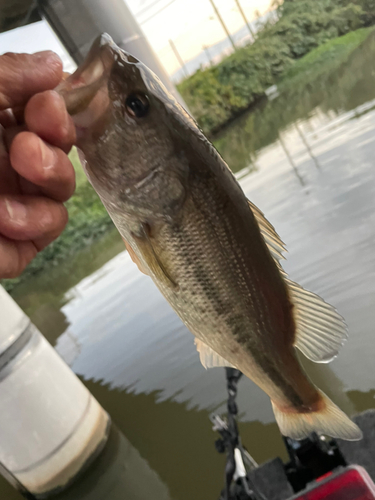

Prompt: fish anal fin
xmin=272 ymin=390 xmax=362 ymax=441
xmin=285 ymin=277 xmax=348 ymax=363
xmin=195 ymin=339 xmax=236 ymax=369
xmin=247 ymin=200 xmax=286 ymax=263
xmin=131 ymin=224 xmax=178 ymax=290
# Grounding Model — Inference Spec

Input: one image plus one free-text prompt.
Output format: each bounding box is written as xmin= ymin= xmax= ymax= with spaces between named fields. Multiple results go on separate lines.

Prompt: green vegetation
xmin=279 ymin=26 xmax=373 ymax=86
xmin=214 ymin=28 xmax=375 ymax=173
xmin=178 ymin=0 xmax=375 ymax=134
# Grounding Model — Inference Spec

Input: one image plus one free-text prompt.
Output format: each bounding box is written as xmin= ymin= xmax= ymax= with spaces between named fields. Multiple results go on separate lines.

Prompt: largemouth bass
xmin=58 ymin=34 xmax=361 ymax=441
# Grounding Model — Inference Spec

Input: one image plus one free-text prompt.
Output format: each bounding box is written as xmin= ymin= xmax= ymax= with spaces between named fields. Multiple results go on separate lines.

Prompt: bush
xmin=178 ymin=0 xmax=375 ymax=135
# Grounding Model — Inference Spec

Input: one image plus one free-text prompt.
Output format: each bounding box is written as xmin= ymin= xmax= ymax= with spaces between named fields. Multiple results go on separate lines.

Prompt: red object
xmin=291 ymin=466 xmax=375 ymax=500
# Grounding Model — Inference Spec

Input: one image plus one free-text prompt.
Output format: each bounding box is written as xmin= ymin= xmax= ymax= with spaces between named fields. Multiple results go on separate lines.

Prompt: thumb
xmin=0 ymin=51 xmax=63 ymax=110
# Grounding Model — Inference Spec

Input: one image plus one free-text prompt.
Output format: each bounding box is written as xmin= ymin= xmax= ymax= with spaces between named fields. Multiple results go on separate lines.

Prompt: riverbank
xmin=278 ymin=27 xmax=374 ymax=90
xmin=178 ymin=0 xmax=375 ymax=135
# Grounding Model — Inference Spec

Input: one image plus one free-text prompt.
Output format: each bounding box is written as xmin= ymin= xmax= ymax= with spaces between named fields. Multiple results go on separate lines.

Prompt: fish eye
xmin=125 ymin=93 xmax=150 ymax=118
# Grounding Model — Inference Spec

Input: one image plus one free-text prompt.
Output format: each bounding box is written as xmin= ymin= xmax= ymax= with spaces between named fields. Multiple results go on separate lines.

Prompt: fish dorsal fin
xmin=195 ymin=339 xmax=237 ymax=369
xmin=247 ymin=199 xmax=347 ymax=364
xmin=131 ymin=223 xmax=178 ymax=290
xmin=247 ymin=200 xmax=286 ymax=262
xmin=286 ymin=277 xmax=348 ymax=363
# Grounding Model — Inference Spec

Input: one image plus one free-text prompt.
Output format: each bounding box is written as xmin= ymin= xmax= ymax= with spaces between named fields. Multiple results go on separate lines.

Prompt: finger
xmin=0 ymin=127 xmax=19 ymax=195
xmin=4 ymin=125 xmax=27 ymax=152
xmin=0 ymin=235 xmax=37 ymax=279
xmin=25 ymin=90 xmax=76 ymax=153
xmin=0 ymin=195 xmax=68 ymax=244
xmin=10 ymin=132 xmax=75 ymax=201
xmin=0 ymin=51 xmax=62 ymax=110
xmin=0 ymin=109 xmax=17 ymax=128
xmin=10 ymin=107 xmax=25 ymax=126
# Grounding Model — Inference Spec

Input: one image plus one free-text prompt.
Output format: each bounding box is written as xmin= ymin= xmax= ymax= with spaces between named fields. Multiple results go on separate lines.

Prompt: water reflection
xmin=79 ymin=379 xmax=286 ymax=500
xmin=277 ymin=134 xmax=305 ymax=186
xmin=51 ymin=424 xmax=173 ymax=500
xmin=294 ymin=123 xmax=321 ymax=171
xmin=5 ymin=32 xmax=375 ymax=500
xmin=214 ymin=31 xmax=375 ymax=174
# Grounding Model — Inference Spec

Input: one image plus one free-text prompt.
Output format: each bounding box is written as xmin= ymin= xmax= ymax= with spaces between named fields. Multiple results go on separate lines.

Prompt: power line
xmin=139 ymin=0 xmax=177 ymax=24
xmin=135 ymin=0 xmax=166 ymax=17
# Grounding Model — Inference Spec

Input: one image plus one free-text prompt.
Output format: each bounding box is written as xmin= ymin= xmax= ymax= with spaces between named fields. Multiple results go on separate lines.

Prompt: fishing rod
xmin=211 ymin=368 xmax=266 ymax=500
xmin=211 ymin=369 xmax=374 ymax=500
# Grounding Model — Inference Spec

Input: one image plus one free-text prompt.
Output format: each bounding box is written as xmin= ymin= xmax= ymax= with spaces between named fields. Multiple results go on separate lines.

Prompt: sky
xmin=0 ymin=0 xmax=273 ymax=75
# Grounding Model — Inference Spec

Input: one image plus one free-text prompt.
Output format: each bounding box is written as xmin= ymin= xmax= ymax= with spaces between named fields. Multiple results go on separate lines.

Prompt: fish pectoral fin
xmin=123 ymin=238 xmax=149 ymax=275
xmin=286 ymin=277 xmax=348 ymax=363
xmin=131 ymin=224 xmax=178 ymax=290
xmin=247 ymin=200 xmax=286 ymax=263
xmin=195 ymin=339 xmax=237 ymax=369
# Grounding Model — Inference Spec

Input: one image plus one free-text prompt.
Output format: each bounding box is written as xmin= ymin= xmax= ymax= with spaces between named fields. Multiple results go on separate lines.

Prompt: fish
xmin=57 ymin=34 xmax=362 ymax=441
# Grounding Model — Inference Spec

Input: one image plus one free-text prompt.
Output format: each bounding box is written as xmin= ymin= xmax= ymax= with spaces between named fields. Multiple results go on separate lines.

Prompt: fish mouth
xmin=57 ymin=33 xmax=138 ymax=117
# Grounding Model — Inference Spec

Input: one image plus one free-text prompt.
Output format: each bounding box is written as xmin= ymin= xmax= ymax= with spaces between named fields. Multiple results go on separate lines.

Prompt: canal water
xmin=2 ymin=32 xmax=375 ymax=500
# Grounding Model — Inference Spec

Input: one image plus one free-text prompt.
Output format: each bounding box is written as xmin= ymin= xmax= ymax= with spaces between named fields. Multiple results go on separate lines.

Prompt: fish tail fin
xmin=271 ymin=390 xmax=362 ymax=441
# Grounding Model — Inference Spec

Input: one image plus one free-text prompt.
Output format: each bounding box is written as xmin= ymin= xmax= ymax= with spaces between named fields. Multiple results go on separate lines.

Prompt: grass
xmin=279 ymin=27 xmax=375 ymax=88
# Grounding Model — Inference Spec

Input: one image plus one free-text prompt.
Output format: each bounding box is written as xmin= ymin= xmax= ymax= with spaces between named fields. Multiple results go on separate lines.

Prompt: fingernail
xmin=33 ymin=51 xmax=62 ymax=72
xmin=40 ymin=141 xmax=56 ymax=170
xmin=33 ymin=50 xmax=60 ymax=64
xmin=4 ymin=198 xmax=27 ymax=222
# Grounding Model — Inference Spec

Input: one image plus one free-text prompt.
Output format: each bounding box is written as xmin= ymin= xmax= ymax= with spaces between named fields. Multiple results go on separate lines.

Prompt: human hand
xmin=0 ymin=51 xmax=76 ymax=279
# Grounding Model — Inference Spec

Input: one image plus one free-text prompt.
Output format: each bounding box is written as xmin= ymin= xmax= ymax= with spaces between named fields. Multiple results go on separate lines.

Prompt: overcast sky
xmin=0 ymin=0 xmax=273 ymax=75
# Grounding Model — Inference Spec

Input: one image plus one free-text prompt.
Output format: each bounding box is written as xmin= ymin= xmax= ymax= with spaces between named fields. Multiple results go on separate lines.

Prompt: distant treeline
xmin=178 ymin=0 xmax=375 ymax=135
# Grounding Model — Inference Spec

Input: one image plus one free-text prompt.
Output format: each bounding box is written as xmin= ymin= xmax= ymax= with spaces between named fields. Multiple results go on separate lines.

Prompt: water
xmin=3 ymin=32 xmax=375 ymax=499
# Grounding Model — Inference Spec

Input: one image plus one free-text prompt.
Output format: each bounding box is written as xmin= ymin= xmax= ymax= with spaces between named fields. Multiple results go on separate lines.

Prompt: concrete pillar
xmin=38 ymin=0 xmax=186 ymax=106
xmin=0 ymin=286 xmax=110 ymax=497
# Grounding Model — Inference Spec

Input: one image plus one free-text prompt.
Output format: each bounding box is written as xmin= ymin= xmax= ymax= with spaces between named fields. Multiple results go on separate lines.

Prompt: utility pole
xmin=208 ymin=0 xmax=237 ymax=51
xmin=203 ymin=45 xmax=212 ymax=66
xmin=169 ymin=39 xmax=188 ymax=79
xmin=234 ymin=0 xmax=255 ymax=39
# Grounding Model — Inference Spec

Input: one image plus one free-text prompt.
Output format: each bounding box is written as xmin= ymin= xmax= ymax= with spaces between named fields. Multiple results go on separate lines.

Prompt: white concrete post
xmin=0 ymin=286 xmax=110 ymax=497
